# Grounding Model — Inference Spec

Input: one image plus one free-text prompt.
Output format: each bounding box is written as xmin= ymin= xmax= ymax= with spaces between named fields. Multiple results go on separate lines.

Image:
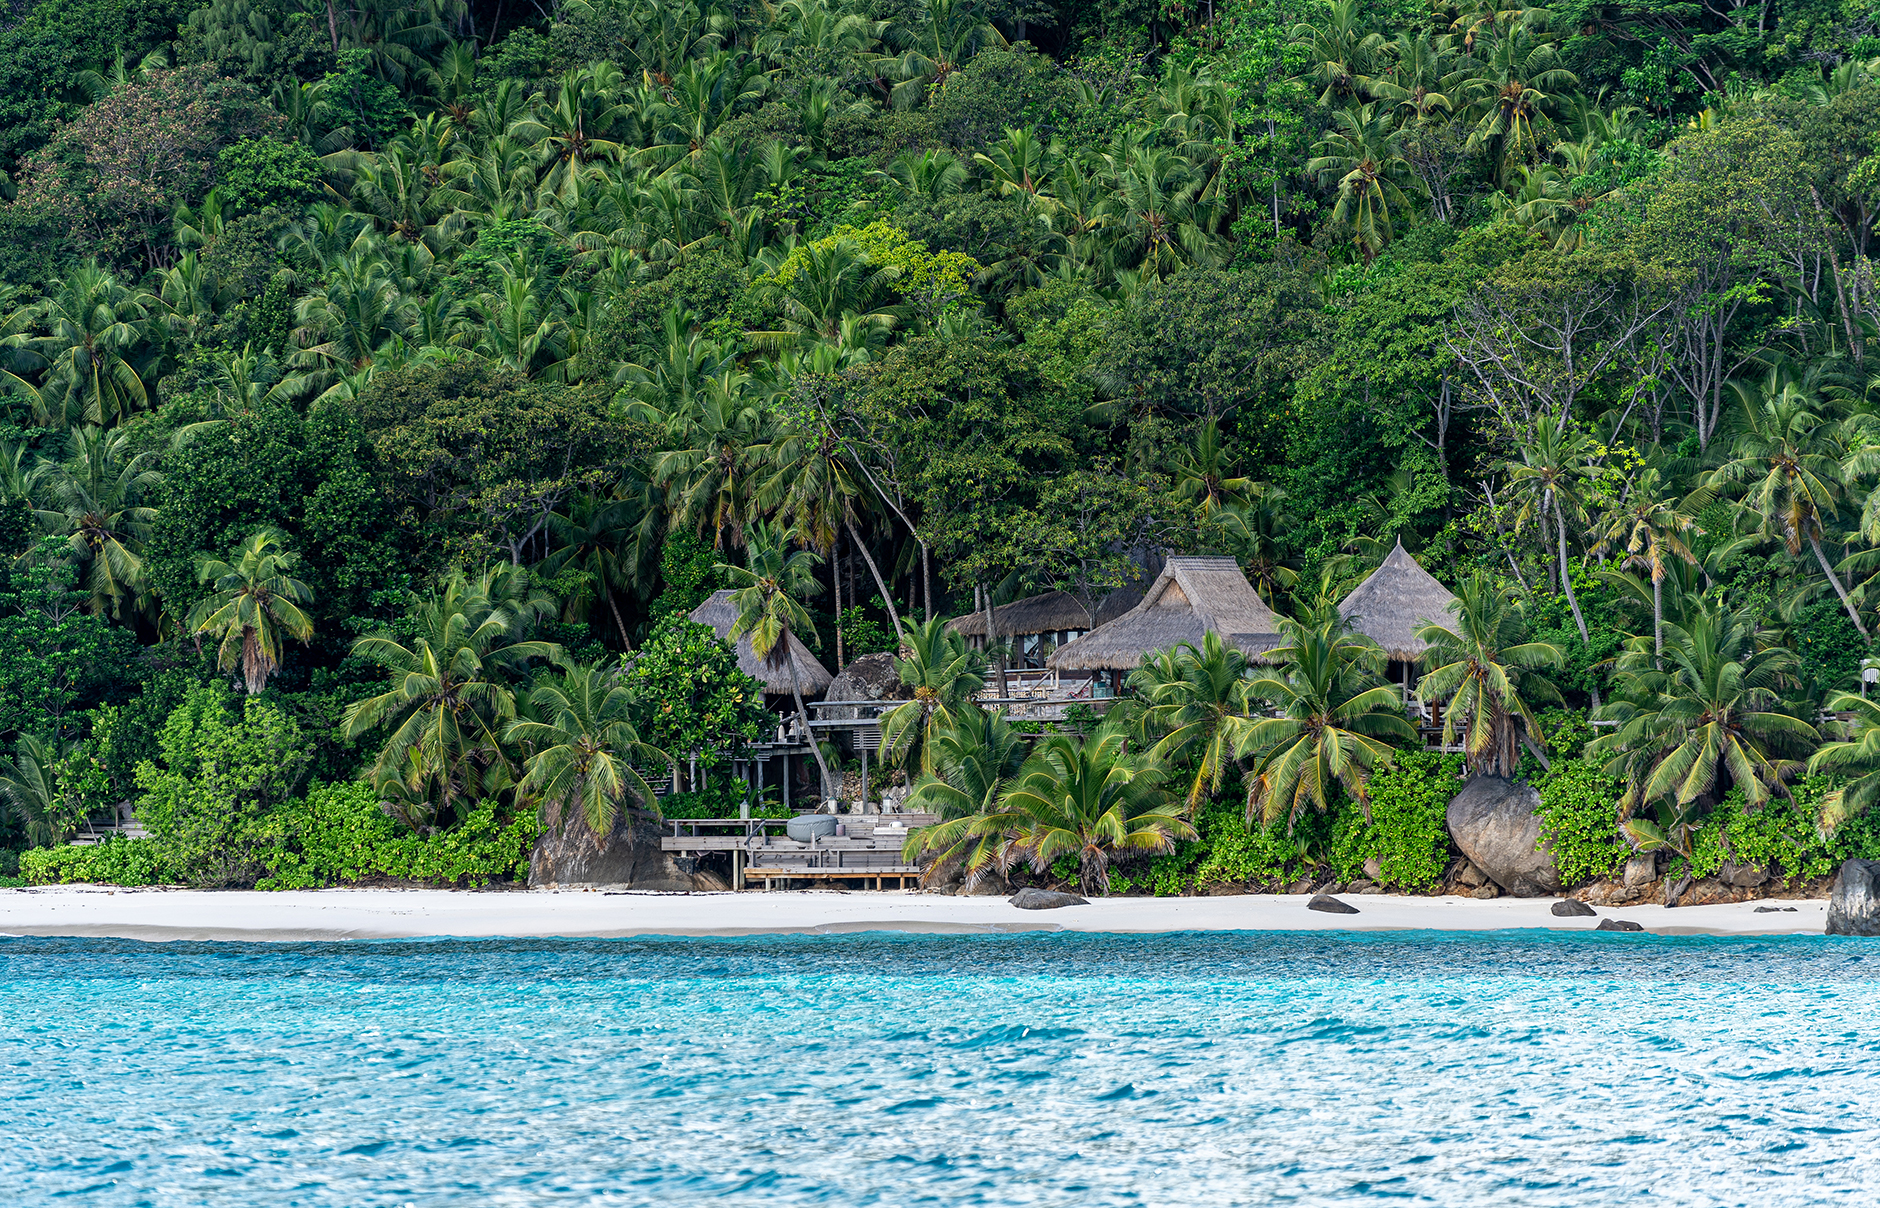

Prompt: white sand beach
xmin=0 ymin=885 xmax=1832 ymax=941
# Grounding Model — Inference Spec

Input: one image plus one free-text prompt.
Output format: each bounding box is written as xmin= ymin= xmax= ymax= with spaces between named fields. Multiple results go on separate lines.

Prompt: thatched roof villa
xmin=946 ymin=585 xmax=1144 ymax=668
xmin=688 ymin=590 xmax=834 ymax=698
xmin=1336 ymin=539 xmax=1458 ymax=697
xmin=1046 ymin=557 xmax=1287 ymax=688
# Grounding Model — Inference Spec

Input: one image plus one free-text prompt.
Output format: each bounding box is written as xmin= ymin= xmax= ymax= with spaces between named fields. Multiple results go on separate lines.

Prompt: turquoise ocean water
xmin=2 ymin=930 xmax=1878 ymax=1206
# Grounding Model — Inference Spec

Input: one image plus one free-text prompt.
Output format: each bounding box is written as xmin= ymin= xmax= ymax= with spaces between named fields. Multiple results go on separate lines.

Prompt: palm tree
xmin=1291 ymin=0 xmax=1387 ymax=104
xmin=541 ymin=494 xmax=651 ymax=650
xmin=1455 ymin=19 xmax=1578 ymax=183
xmin=1129 ymin=631 xmax=1259 ymax=809
xmin=505 ymin=658 xmax=669 ymax=837
xmin=31 ymin=426 xmax=161 ymax=618
xmin=886 ymin=0 xmax=1006 ymax=108
xmin=752 ymin=237 xmax=900 ymax=349
xmin=1238 ymin=620 xmax=1416 ymax=827
xmin=646 ymin=369 xmax=776 ymax=550
xmin=1591 ymin=467 xmax=1698 ymax=656
xmin=1504 ymin=418 xmax=1593 ymax=642
xmin=718 ymin=520 xmax=837 ymax=797
xmin=0 ymin=733 xmax=68 ymax=847
xmin=1415 ymin=574 xmax=1565 ymax=778
xmin=343 ymin=572 xmax=559 ymax=825
xmin=1213 ymin=496 xmax=1301 ymax=605
xmin=878 ymin=616 xmax=986 ymax=774
xmin=997 ymin=724 xmax=1194 ymax=896
xmin=1 ymin=262 xmax=157 ymax=428
xmin=973 ymin=126 xmax=1058 ymax=203
xmin=900 ymin=706 xmax=1030 ymax=883
xmin=1104 ymin=136 xmax=1220 ymax=278
xmin=1306 ymin=102 xmax=1419 ymax=265
xmin=1590 ymin=601 xmax=1816 ymax=814
xmin=1807 ymin=692 xmax=1880 ymax=833
xmin=185 ymin=529 xmax=317 ymax=696
xmin=1711 ymin=371 xmax=1869 ymax=637
xmin=1170 ymin=418 xmax=1259 ymax=513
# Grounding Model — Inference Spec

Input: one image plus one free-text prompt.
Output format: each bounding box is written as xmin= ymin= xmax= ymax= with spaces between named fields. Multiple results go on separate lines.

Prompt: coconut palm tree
xmin=31 ymin=426 xmax=161 ymax=619
xmin=1170 ymin=418 xmax=1259 ymax=513
xmin=1591 ymin=467 xmax=1699 ymax=656
xmin=186 ymin=529 xmax=317 ymax=696
xmin=1307 ymin=102 xmax=1419 ymax=265
xmin=878 ymin=615 xmax=986 ymax=773
xmin=1504 ymin=418 xmax=1593 ymax=642
xmin=1414 ymin=573 xmax=1565 ymax=778
xmin=718 ymin=520 xmax=837 ymax=797
xmin=996 ymin=724 xmax=1194 ymax=896
xmin=343 ymin=572 xmax=559 ymax=825
xmin=542 ymin=494 xmax=653 ymax=650
xmin=886 ymin=0 xmax=1006 ymax=108
xmin=645 ymin=368 xmax=775 ymax=550
xmin=752 ymin=236 xmax=901 ymax=349
xmin=0 ymin=733 xmax=68 ymax=848
xmin=1711 ymin=370 xmax=1868 ymax=637
xmin=1590 ymin=600 xmax=1815 ymax=814
xmin=1807 ymin=692 xmax=1880 ymax=833
xmin=1 ymin=262 xmax=157 ymax=428
xmin=900 ymin=706 xmax=1029 ymax=882
xmin=505 ymin=658 xmax=669 ymax=836
xmin=1454 ymin=18 xmax=1577 ymax=184
xmin=1290 ymin=0 xmax=1387 ymax=104
xmin=1237 ymin=619 xmax=1416 ymax=827
xmin=1129 ymin=631 xmax=1260 ymax=809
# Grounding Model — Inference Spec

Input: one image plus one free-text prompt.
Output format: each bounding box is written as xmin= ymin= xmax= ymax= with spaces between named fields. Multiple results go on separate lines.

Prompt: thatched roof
xmin=1045 ymin=557 xmax=1285 ymax=672
xmin=687 ymin=590 xmax=834 ymax=696
xmin=1336 ymin=539 xmax=1459 ymax=660
xmin=946 ymin=584 xmax=1144 ymax=639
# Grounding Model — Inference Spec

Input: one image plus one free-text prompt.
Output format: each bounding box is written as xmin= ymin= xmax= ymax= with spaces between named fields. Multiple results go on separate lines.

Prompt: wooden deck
xmin=663 ymin=814 xmax=937 ymax=890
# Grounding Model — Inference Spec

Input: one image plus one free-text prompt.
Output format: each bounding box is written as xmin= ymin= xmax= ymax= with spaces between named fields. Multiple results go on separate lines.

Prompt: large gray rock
xmin=530 ymin=806 xmax=696 ymax=891
xmin=1551 ymin=899 xmax=1597 ymax=917
xmin=1826 ymin=859 xmax=1880 ymax=936
xmin=822 ymin=653 xmax=908 ymax=720
xmin=1308 ymin=894 xmax=1359 ymax=914
xmin=1446 ymin=775 xmax=1560 ymax=897
xmin=1010 ymin=888 xmax=1087 ymax=909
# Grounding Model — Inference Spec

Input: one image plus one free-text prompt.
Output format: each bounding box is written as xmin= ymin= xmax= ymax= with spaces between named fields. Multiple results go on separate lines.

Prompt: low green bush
xmin=1535 ymin=758 xmax=1629 ymax=886
xmin=20 ymin=836 xmax=177 ymax=886
xmin=1328 ymin=751 xmax=1463 ymax=890
xmin=254 ymin=782 xmax=540 ymax=890
xmin=22 ymin=782 xmax=539 ymax=890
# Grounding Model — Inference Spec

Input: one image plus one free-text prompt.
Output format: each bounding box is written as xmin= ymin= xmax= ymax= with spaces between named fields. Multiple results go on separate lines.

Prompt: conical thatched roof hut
xmin=946 ymin=585 xmax=1144 ymax=640
xmin=688 ymin=590 xmax=834 ymax=697
xmin=1336 ymin=539 xmax=1458 ymax=661
xmin=1046 ymin=557 xmax=1285 ymax=672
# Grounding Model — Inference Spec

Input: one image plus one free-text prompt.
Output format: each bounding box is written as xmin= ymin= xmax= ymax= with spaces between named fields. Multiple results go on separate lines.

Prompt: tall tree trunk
xmin=1811 ymin=533 xmax=1871 ymax=637
xmin=605 ymin=590 xmax=632 ymax=652
xmin=844 ymin=517 xmax=904 ymax=649
xmin=833 ymin=532 xmax=844 ymax=671
xmin=1652 ymin=571 xmax=1663 ymax=661
xmin=788 ymin=646 xmax=835 ymax=800
xmin=983 ymin=584 xmax=1007 ymax=696
xmin=921 ymin=541 xmax=933 ymax=622
xmin=1556 ymin=497 xmax=1589 ymax=643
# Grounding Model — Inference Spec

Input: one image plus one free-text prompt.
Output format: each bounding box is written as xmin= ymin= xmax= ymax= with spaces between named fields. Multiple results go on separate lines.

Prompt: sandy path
xmin=0 ymin=885 xmax=1833 ymax=941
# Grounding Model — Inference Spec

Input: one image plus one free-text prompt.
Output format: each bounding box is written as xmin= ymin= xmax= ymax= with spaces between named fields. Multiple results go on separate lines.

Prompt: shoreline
xmin=0 ymin=885 xmax=1835 ymax=942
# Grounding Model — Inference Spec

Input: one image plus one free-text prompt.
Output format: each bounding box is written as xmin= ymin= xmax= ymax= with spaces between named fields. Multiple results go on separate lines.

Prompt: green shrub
xmin=21 ymin=836 xmax=177 ymax=886
xmin=254 ymin=782 xmax=540 ymax=890
xmin=134 ymin=686 xmax=313 ymax=886
xmin=1328 ymin=752 xmax=1463 ymax=890
xmin=1535 ymin=758 xmax=1629 ymax=886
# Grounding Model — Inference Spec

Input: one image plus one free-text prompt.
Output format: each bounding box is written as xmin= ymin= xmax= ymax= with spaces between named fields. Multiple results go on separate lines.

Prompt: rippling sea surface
xmin=3 ymin=931 xmax=1879 ymax=1206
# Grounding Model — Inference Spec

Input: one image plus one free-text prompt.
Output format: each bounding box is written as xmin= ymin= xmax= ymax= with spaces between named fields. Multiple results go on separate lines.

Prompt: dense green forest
xmin=9 ymin=0 xmax=1880 ymax=892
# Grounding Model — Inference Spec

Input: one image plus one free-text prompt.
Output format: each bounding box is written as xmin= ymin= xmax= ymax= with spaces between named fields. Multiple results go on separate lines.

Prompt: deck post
xmin=782 ymin=754 xmax=790 ymax=810
xmin=860 ymin=744 xmax=869 ymax=811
